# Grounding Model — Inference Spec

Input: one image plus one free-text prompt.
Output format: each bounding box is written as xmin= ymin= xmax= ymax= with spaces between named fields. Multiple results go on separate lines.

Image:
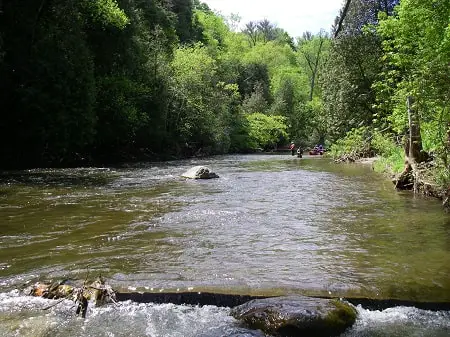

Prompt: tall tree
xmin=171 ymin=0 xmax=199 ymax=43
xmin=243 ymin=21 xmax=258 ymax=47
xmin=375 ymin=0 xmax=450 ymax=158
xmin=297 ymin=30 xmax=329 ymax=101
xmin=322 ymin=0 xmax=399 ymax=141
xmin=257 ymin=19 xmax=276 ymax=43
xmin=0 ymin=0 xmax=112 ymax=167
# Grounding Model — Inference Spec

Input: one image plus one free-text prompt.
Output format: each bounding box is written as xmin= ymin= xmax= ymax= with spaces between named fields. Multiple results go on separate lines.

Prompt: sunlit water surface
xmin=0 ymin=154 xmax=449 ymax=336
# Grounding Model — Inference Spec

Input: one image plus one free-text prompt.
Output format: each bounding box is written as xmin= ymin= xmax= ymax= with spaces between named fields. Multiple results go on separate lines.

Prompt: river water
xmin=0 ymin=154 xmax=449 ymax=336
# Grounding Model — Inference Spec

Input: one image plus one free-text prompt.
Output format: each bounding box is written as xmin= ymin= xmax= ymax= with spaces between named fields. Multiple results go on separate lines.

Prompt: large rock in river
xmin=231 ymin=295 xmax=357 ymax=337
xmin=181 ymin=166 xmax=219 ymax=179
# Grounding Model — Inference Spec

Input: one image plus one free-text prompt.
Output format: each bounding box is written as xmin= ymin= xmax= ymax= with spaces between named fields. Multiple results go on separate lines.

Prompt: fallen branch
xmin=25 ymin=276 xmax=117 ymax=318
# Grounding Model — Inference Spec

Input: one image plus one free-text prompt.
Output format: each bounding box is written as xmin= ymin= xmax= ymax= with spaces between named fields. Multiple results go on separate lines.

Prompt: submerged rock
xmin=181 ymin=166 xmax=219 ymax=179
xmin=230 ymin=295 xmax=357 ymax=337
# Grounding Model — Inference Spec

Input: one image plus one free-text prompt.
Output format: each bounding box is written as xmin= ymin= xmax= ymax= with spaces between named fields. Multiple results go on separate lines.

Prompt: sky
xmin=202 ymin=0 xmax=344 ymax=38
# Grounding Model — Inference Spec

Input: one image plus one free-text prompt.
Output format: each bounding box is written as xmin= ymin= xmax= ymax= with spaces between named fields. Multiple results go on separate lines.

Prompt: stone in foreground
xmin=231 ymin=295 xmax=357 ymax=337
xmin=181 ymin=166 xmax=219 ymax=179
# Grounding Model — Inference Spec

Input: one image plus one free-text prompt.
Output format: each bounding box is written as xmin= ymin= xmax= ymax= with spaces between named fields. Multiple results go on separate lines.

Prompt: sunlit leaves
xmin=195 ymin=10 xmax=229 ymax=50
xmin=376 ymin=0 xmax=450 ymax=149
xmin=83 ymin=0 xmax=129 ymax=29
xmin=246 ymin=113 xmax=288 ymax=150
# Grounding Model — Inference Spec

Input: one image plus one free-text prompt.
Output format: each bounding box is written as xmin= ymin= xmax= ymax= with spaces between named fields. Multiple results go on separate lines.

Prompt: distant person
xmin=289 ymin=142 xmax=295 ymax=156
xmin=297 ymin=147 xmax=302 ymax=158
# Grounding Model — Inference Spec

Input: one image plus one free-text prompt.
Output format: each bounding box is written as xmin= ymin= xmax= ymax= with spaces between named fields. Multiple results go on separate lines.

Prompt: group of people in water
xmin=289 ymin=142 xmax=324 ymax=157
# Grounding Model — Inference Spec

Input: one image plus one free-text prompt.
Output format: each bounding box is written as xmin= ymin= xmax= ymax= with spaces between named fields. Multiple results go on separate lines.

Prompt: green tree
xmin=376 ymin=0 xmax=450 ymax=157
xmin=321 ymin=0 xmax=399 ymax=142
xmin=242 ymin=82 xmax=269 ymax=114
xmin=0 ymin=0 xmax=104 ymax=167
xmin=297 ymin=30 xmax=329 ymax=101
xmin=246 ymin=113 xmax=289 ymax=150
xmin=169 ymin=43 xmax=237 ymax=154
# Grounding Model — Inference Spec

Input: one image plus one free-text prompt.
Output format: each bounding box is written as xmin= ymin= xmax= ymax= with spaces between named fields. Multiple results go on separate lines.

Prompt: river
xmin=0 ymin=154 xmax=449 ymax=336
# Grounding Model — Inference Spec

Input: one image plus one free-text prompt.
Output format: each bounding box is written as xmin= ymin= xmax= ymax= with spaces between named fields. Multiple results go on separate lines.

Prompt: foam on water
xmin=0 ymin=290 xmax=261 ymax=337
xmin=1 ymin=291 xmax=450 ymax=337
xmin=342 ymin=305 xmax=450 ymax=337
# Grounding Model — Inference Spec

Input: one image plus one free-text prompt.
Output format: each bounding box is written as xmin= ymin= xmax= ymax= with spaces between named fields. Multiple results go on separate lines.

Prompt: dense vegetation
xmin=0 ymin=0 xmax=317 ymax=168
xmin=0 ymin=0 xmax=448 ymax=191
xmin=325 ymin=0 xmax=449 ymax=192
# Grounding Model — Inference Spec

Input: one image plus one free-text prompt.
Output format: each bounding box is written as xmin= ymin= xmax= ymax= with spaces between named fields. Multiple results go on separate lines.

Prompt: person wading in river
xmin=289 ymin=142 xmax=295 ymax=156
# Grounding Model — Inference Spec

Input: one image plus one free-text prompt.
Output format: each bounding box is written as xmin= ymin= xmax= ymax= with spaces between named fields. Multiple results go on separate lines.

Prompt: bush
xmin=371 ymin=131 xmax=404 ymax=174
xmin=328 ymin=127 xmax=372 ymax=159
xmin=246 ymin=113 xmax=288 ymax=151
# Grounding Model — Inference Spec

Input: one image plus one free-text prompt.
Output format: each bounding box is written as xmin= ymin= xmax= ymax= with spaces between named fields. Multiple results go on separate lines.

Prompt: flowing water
xmin=0 ymin=154 xmax=449 ymax=336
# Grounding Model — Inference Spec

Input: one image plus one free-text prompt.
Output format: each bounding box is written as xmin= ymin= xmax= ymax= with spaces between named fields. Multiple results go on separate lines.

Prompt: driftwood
xmin=25 ymin=276 xmax=117 ymax=318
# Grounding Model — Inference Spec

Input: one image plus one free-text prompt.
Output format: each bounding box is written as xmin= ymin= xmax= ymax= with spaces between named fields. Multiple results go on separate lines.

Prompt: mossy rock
xmin=230 ymin=295 xmax=357 ymax=337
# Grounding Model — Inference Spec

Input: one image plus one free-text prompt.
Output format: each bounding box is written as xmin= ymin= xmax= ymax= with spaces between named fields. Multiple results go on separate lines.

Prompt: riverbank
xmin=351 ymin=156 xmax=449 ymax=209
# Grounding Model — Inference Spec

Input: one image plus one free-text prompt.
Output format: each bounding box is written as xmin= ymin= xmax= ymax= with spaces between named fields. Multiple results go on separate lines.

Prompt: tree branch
xmin=334 ymin=0 xmax=352 ymax=38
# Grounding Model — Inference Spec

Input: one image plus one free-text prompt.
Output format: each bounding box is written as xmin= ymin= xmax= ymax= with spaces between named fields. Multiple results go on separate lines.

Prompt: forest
xmin=0 ymin=0 xmax=448 ymax=191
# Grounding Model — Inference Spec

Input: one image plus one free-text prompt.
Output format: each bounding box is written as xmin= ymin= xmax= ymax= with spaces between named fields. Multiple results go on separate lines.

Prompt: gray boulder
xmin=181 ymin=166 xmax=219 ymax=179
xmin=230 ymin=295 xmax=357 ymax=337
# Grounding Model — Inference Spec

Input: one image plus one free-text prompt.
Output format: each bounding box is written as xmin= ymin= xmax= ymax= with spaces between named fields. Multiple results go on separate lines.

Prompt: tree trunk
xmin=334 ymin=0 xmax=352 ymax=38
xmin=395 ymin=96 xmax=427 ymax=192
xmin=407 ymin=96 xmax=424 ymax=164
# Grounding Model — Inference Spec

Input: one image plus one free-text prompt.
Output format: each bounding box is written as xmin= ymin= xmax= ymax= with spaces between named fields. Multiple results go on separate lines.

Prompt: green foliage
xmin=169 ymin=43 xmax=242 ymax=154
xmin=0 ymin=0 xmax=330 ymax=167
xmin=371 ymin=132 xmax=404 ymax=173
xmin=375 ymin=0 xmax=450 ymax=145
xmin=83 ymin=0 xmax=129 ymax=29
xmin=170 ymin=43 xmax=217 ymax=143
xmin=329 ymin=126 xmax=404 ymax=173
xmin=172 ymin=0 xmax=202 ymax=43
xmin=242 ymin=41 xmax=297 ymax=79
xmin=95 ymin=76 xmax=149 ymax=150
xmin=297 ymin=31 xmax=330 ymax=100
xmin=305 ymin=98 xmax=327 ymax=145
xmin=328 ymin=127 xmax=371 ymax=158
xmin=195 ymin=10 xmax=229 ymax=50
xmin=433 ymin=160 xmax=450 ymax=187
xmin=242 ymin=82 xmax=269 ymax=114
xmin=0 ymin=0 xmax=97 ymax=166
xmin=321 ymin=31 xmax=381 ymax=142
xmin=322 ymin=0 xmax=401 ymax=144
xmin=235 ymin=62 xmax=271 ymax=102
xmin=372 ymin=152 xmax=404 ymax=174
xmin=245 ymin=113 xmax=288 ymax=150
xmin=323 ymin=0 xmax=450 ymax=191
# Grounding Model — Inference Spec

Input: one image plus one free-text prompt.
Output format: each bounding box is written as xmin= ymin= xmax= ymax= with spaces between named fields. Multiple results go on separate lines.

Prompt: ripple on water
xmin=1 ymin=155 xmax=450 ymax=300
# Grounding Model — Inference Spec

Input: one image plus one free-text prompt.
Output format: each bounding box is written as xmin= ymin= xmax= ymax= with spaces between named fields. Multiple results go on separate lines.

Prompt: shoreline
xmin=350 ymin=156 xmax=448 ymax=210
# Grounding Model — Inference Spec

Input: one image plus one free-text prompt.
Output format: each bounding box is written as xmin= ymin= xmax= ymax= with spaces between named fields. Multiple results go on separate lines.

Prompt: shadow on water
xmin=0 ymin=168 xmax=117 ymax=188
